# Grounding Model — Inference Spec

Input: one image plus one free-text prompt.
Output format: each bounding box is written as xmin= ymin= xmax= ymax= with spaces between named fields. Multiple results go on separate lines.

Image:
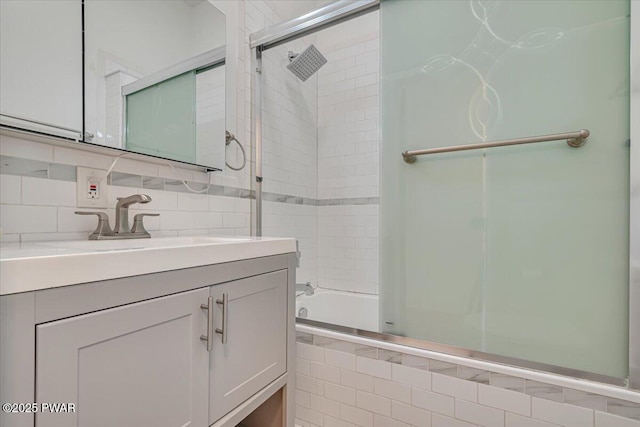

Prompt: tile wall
xmin=295 ymin=330 xmax=640 ymax=427
xmin=315 ymin=11 xmax=380 ymax=295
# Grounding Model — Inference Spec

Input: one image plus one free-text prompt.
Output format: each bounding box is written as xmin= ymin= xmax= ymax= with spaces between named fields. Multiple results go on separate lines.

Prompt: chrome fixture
xmin=402 ymin=129 xmax=590 ymax=163
xmin=287 ymin=45 xmax=327 ymax=81
xmin=200 ymin=297 xmax=214 ymax=352
xmin=225 ymin=130 xmax=247 ymax=171
xmin=298 ymin=307 xmax=308 ymax=318
xmin=114 ymin=194 xmax=152 ymax=234
xmin=249 ymin=0 xmax=380 ymax=49
xmin=296 ymin=282 xmax=315 ymax=296
xmin=75 ymin=194 xmax=159 ymax=240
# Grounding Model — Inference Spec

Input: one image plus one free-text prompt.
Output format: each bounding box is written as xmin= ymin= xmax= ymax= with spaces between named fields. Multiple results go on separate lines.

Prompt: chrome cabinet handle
xmin=200 ymin=297 xmax=213 ymax=351
xmin=215 ymin=293 xmax=228 ymax=344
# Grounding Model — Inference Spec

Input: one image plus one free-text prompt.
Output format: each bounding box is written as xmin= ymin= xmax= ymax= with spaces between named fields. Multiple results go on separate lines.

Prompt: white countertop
xmin=0 ymin=236 xmax=296 ymax=295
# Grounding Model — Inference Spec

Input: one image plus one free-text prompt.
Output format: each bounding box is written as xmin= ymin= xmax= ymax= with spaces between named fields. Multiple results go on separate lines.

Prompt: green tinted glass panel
xmin=380 ymin=0 xmax=630 ymax=377
xmin=126 ymin=71 xmax=196 ymax=163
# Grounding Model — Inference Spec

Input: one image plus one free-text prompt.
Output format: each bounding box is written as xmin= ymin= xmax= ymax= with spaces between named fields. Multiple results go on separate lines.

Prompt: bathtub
xmin=295 ymin=288 xmax=379 ymax=332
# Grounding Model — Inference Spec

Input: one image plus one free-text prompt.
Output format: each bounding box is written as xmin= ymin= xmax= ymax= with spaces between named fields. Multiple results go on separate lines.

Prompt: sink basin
xmin=40 ymin=236 xmax=254 ymax=252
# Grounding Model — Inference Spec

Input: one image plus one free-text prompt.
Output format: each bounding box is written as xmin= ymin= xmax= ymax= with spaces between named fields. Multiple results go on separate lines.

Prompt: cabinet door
xmin=0 ymin=0 xmax=82 ymax=138
xmin=209 ymin=270 xmax=288 ymax=423
xmin=36 ymin=288 xmax=210 ymax=427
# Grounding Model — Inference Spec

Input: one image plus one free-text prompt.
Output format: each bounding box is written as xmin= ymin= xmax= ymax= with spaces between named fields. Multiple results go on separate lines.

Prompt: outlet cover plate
xmin=77 ymin=167 xmax=108 ymax=208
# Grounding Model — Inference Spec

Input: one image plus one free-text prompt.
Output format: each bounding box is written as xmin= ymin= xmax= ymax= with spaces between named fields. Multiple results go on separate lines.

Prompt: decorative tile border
xmin=295 ymin=331 xmax=640 ymax=422
xmin=1 ymin=155 xmax=379 ymax=206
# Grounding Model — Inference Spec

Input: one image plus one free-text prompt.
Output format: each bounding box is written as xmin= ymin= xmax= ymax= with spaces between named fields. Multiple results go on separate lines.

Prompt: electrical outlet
xmin=77 ymin=167 xmax=108 ymax=208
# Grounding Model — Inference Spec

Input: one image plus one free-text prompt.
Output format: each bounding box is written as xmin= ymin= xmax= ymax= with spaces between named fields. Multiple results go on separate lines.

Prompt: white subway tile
xmin=341 ymin=403 xmax=374 ymax=427
xmin=0 ymin=134 xmax=54 ymax=162
xmin=595 ymin=411 xmax=640 ymax=427
xmin=374 ymin=378 xmax=411 ymax=404
xmin=177 ymin=229 xmax=208 ymax=237
xmin=113 ymin=158 xmax=158 ymax=177
xmin=432 ymin=373 xmax=478 ymax=402
xmin=0 ymin=174 xmax=21 ymax=204
xmin=177 ymin=192 xmax=209 ymax=211
xmin=325 ymin=382 xmax=356 ymax=406
xmin=532 ymin=398 xmax=594 ymax=427
xmin=136 ymin=189 xmax=178 ymax=211
xmin=392 ymin=363 xmax=432 ymax=390
xmin=159 ymin=211 xmax=194 ymax=230
xmin=373 ymin=414 xmax=410 ymax=427
xmin=310 ymin=361 xmax=341 ymax=384
xmin=222 ymin=212 xmax=249 ymax=228
xmin=209 ymin=195 xmax=236 ymax=212
xmin=455 ymin=400 xmax=504 ymax=427
xmin=140 ymin=214 xmax=160 ymax=231
xmin=357 ymin=391 xmax=391 ymax=417
xmin=53 ymin=146 xmax=113 ymax=169
xmin=356 ymin=356 xmax=391 ymax=380
xmin=22 ymin=177 xmax=75 ymax=207
xmin=341 ymin=369 xmax=375 ymax=393
xmin=479 ymin=384 xmax=531 ymax=417
xmin=412 ymin=387 xmax=455 ymax=417
xmin=297 ymin=342 xmax=325 ymax=363
xmin=0 ymin=205 xmax=57 ymax=233
xmin=150 ymin=230 xmax=178 ymax=238
xmin=431 ymin=414 xmax=476 ymax=427
xmin=298 ymin=389 xmax=311 ymax=408
xmin=0 ymin=233 xmax=20 ymax=242
xmin=297 ymin=373 xmax=324 ymax=396
xmin=297 ymin=357 xmax=311 ymax=375
xmin=20 ymin=232 xmax=86 ymax=242
xmin=325 ymin=348 xmax=356 ymax=371
xmin=390 ymin=401 xmax=431 ymax=427
xmin=325 ymin=415 xmax=356 ymax=427
xmin=505 ymin=413 xmax=560 ymax=427
xmin=297 ymin=405 xmax=325 ymax=426
xmin=194 ymin=211 xmax=223 ymax=229
xmin=310 ymin=394 xmax=341 ymax=418
xmin=58 ymin=207 xmax=109 ymax=233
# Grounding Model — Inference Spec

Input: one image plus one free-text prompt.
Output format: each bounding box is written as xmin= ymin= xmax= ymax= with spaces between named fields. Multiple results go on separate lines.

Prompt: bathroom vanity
xmin=0 ymin=237 xmax=297 ymax=427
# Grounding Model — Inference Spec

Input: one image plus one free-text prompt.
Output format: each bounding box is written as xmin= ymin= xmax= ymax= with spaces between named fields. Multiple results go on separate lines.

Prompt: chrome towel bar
xmin=402 ymin=129 xmax=590 ymax=163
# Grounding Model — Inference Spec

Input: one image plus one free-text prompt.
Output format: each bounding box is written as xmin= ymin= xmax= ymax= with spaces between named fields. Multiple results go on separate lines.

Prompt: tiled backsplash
xmin=295 ymin=330 xmax=640 ymax=427
xmin=0 ymin=154 xmax=381 ymax=242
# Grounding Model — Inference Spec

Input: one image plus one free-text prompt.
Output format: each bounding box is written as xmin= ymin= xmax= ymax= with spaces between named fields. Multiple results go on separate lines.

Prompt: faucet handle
xmin=75 ymin=211 xmax=113 ymax=240
xmin=131 ymin=213 xmax=159 ymax=237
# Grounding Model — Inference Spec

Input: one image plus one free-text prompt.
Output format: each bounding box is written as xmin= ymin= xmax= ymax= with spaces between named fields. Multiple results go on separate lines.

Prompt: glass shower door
xmin=380 ymin=0 xmax=630 ymax=377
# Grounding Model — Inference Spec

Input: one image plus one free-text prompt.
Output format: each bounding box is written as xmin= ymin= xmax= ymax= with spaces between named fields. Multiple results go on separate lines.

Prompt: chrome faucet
xmin=296 ymin=282 xmax=314 ymax=296
xmin=114 ymin=194 xmax=152 ymax=234
xmin=75 ymin=194 xmax=158 ymax=240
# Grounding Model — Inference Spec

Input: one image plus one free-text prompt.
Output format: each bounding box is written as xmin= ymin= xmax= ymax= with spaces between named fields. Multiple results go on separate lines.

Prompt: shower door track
xmin=297 ymin=318 xmax=627 ymax=387
xmin=250 ymin=0 xmax=639 ymax=391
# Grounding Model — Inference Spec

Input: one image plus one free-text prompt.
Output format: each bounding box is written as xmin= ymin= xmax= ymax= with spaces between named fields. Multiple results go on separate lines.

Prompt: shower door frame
xmin=249 ymin=0 xmax=639 ymax=390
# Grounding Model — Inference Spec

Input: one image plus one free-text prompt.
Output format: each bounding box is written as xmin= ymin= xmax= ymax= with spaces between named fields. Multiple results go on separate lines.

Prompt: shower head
xmin=287 ymin=44 xmax=327 ymax=82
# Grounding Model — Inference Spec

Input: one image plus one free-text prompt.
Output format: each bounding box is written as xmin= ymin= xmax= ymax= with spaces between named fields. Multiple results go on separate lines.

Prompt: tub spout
xmin=296 ymin=282 xmax=314 ymax=296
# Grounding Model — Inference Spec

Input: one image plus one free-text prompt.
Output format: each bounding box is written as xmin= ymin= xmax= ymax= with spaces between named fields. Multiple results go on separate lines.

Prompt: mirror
xmin=84 ymin=0 xmax=226 ymax=170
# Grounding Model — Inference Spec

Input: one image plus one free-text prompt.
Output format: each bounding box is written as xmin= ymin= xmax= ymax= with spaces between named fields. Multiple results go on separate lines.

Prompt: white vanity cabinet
xmin=0 ymin=248 xmax=296 ymax=427
xmin=36 ymin=288 xmax=210 ymax=427
xmin=209 ymin=270 xmax=288 ymax=424
xmin=0 ymin=0 xmax=83 ymax=139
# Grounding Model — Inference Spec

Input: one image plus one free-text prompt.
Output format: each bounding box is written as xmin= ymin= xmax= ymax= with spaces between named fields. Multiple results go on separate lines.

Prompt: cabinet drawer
xmin=209 ymin=270 xmax=288 ymax=424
